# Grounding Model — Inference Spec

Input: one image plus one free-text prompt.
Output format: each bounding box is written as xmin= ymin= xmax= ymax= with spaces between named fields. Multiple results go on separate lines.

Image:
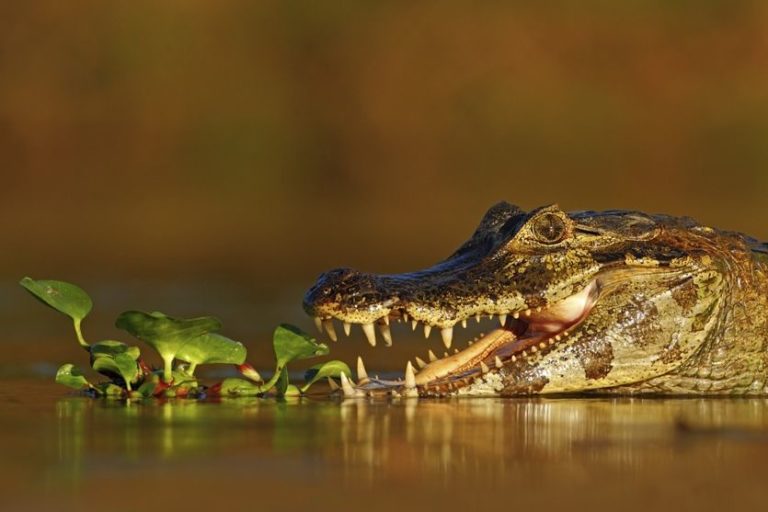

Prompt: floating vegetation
xmin=20 ymin=277 xmax=350 ymax=399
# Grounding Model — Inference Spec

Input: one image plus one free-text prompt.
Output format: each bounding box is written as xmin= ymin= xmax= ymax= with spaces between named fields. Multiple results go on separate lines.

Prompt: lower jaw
xmin=349 ymin=324 xmax=568 ymax=397
xmin=414 ymin=324 xmax=570 ymax=393
xmin=414 ymin=327 xmax=516 ymax=385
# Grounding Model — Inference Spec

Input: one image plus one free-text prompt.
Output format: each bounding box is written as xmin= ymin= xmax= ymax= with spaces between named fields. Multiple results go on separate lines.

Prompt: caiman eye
xmin=532 ymin=213 xmax=567 ymax=244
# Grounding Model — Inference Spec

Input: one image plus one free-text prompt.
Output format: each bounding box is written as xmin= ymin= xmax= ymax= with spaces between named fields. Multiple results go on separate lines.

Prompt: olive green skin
xmin=304 ymin=202 xmax=768 ymax=395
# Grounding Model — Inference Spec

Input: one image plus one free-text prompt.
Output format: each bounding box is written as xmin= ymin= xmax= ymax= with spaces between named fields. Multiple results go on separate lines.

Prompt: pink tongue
xmin=528 ymin=281 xmax=597 ymax=333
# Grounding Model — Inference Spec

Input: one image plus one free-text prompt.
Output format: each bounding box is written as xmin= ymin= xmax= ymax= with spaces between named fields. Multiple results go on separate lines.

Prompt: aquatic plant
xmin=19 ymin=277 xmax=350 ymax=399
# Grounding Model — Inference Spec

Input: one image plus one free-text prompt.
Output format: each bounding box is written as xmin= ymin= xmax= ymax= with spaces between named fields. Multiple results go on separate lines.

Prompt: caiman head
xmin=303 ymin=202 xmax=733 ymax=396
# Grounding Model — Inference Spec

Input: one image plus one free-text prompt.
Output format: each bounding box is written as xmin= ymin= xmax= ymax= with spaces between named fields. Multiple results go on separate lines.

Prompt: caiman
xmin=303 ymin=202 xmax=768 ymax=396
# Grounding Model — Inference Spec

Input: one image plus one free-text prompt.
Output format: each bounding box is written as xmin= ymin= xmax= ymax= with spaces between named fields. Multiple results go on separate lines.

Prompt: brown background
xmin=2 ymin=1 xmax=767 ymax=367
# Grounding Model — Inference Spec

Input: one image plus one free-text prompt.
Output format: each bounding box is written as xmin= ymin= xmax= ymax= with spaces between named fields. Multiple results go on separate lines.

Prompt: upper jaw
xmin=304 ymin=260 xmax=599 ymax=348
xmin=303 ymin=267 xmax=538 ymax=347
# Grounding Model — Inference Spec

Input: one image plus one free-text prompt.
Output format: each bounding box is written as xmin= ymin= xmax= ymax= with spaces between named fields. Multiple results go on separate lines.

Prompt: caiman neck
xmin=610 ymin=244 xmax=768 ymax=395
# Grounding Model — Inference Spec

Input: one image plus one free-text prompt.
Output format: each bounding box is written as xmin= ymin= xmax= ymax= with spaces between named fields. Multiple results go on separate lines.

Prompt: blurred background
xmin=1 ymin=0 xmax=767 ymax=371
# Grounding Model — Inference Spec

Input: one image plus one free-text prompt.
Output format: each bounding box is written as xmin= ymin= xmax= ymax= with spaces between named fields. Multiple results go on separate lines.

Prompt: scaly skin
xmin=304 ymin=202 xmax=768 ymax=396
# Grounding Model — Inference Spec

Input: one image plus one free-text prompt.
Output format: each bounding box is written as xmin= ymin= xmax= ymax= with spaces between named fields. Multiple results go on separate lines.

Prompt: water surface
xmin=2 ymin=378 xmax=768 ymax=511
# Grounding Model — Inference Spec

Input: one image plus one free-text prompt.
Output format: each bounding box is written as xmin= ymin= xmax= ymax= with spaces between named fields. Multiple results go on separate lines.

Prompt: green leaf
xmin=218 ymin=377 xmax=262 ymax=397
xmin=91 ymin=353 xmax=139 ymax=389
xmin=301 ymin=360 xmax=352 ymax=393
xmin=283 ymin=384 xmax=301 ymax=397
xmin=115 ymin=311 xmax=222 ymax=358
xmin=170 ymin=369 xmax=198 ymax=391
xmin=20 ymin=277 xmax=93 ymax=348
xmin=55 ymin=364 xmax=91 ymax=390
xmin=90 ymin=340 xmax=140 ymax=361
xmin=137 ymin=380 xmax=157 ymax=398
xmin=90 ymin=340 xmax=142 ymax=388
xmin=20 ymin=277 xmax=92 ymax=321
xmin=175 ymin=333 xmax=246 ymax=370
xmin=272 ymin=324 xmax=329 ymax=368
xmin=96 ymin=382 xmax=125 ymax=397
xmin=115 ymin=310 xmax=222 ymax=381
xmin=275 ymin=366 xmax=289 ymax=396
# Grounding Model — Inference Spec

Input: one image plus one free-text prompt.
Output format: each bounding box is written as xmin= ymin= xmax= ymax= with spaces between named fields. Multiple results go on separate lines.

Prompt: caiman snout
xmin=302 ymin=267 xmax=353 ymax=315
xmin=303 ymin=268 xmax=400 ymax=323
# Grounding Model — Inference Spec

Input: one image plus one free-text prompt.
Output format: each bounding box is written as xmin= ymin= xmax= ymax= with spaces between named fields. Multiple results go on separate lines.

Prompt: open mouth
xmin=308 ymin=281 xmax=600 ymax=397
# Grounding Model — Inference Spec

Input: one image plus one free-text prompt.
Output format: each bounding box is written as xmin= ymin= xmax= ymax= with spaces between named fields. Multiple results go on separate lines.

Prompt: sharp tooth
xmin=488 ymin=314 xmax=494 ymax=321
xmin=536 ymin=306 xmax=543 ymax=313
xmin=511 ymin=355 xmax=517 ymax=362
xmin=480 ymin=361 xmax=490 ymax=373
xmin=461 ymin=319 xmax=467 ymax=328
xmin=314 ymin=317 xmax=323 ymax=333
xmin=428 ymin=350 xmax=438 ymax=362
xmin=362 ymin=323 xmax=377 ymax=346
xmin=415 ymin=356 xmax=427 ymax=369
xmin=379 ymin=323 xmax=393 ymax=346
xmin=453 ymin=348 xmax=459 ymax=354
xmin=343 ymin=322 xmax=351 ymax=336
xmin=382 ymin=316 xmax=390 ymax=326
xmin=468 ymin=340 xmax=473 ymax=346
xmin=340 ymin=373 xmax=357 ymax=397
xmin=524 ymin=309 xmax=532 ymax=317
xmin=443 ymin=352 xmax=450 ymax=358
xmin=323 ymin=319 xmax=337 ymax=342
xmin=327 ymin=377 xmax=340 ymax=391
xmin=499 ymin=314 xmax=507 ymax=327
xmin=424 ymin=324 xmax=432 ymax=338
xmin=548 ymin=339 xmax=555 ymax=345
xmin=539 ymin=342 xmax=546 ymax=349
xmin=403 ymin=313 xmax=409 ymax=322
xmin=411 ymin=319 xmax=418 ymax=331
xmin=531 ymin=345 xmax=538 ymax=353
xmin=405 ymin=361 xmax=416 ymax=389
xmin=495 ymin=356 xmax=503 ymax=368
xmin=441 ymin=327 xmax=453 ymax=348
xmin=475 ymin=314 xmax=481 ymax=323
xmin=555 ymin=334 xmax=562 ymax=341
xmin=357 ymin=357 xmax=369 ymax=382
xmin=513 ymin=311 xmax=520 ymax=319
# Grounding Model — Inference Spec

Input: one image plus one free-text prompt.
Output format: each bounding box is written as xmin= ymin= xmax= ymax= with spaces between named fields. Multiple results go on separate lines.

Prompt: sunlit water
xmin=2 ymin=378 xmax=768 ymax=511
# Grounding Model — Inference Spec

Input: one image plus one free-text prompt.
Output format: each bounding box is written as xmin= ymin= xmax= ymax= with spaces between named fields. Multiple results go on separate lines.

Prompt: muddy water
xmin=2 ymin=378 xmax=768 ymax=511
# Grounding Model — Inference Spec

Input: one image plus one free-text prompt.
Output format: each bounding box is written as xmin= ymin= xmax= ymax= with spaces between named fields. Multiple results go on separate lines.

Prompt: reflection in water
xmin=49 ymin=396 xmax=768 ymax=485
xmin=338 ymin=398 xmax=768 ymax=481
xmin=0 ymin=385 xmax=765 ymax=509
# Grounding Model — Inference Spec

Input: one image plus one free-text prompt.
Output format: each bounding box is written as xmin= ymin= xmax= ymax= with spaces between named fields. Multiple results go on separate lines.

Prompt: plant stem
xmin=73 ymin=318 xmax=89 ymax=349
xmin=163 ymin=357 xmax=173 ymax=383
xmin=256 ymin=365 xmax=284 ymax=394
